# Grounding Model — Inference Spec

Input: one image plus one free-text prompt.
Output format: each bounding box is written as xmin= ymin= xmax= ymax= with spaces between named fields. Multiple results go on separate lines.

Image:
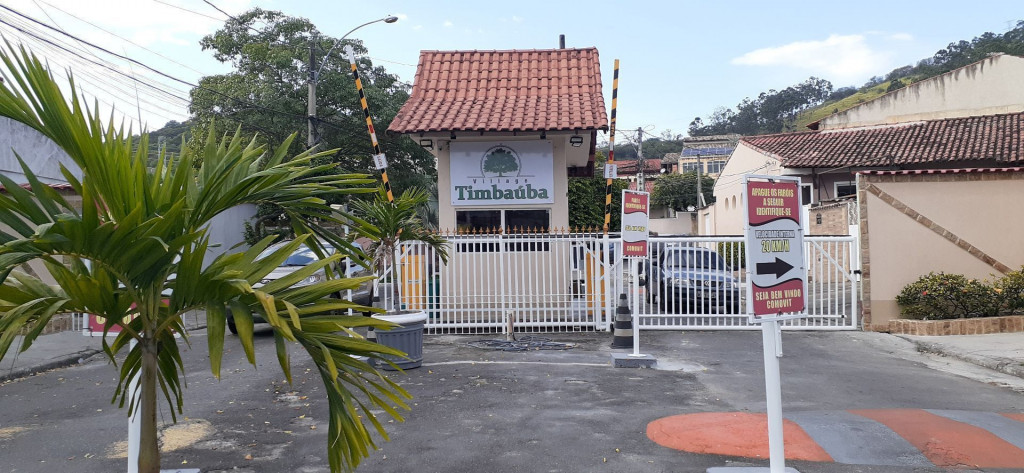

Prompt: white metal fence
xmin=382 ymin=232 xmax=859 ymax=334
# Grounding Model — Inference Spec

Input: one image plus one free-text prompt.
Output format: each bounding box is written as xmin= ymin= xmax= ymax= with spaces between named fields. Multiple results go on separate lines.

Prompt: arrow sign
xmin=757 ymin=257 xmax=794 ymax=278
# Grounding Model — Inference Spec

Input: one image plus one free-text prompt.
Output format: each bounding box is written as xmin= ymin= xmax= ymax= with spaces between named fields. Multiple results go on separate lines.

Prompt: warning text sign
xmin=621 ymin=190 xmax=649 ymax=258
xmin=744 ymin=178 xmax=806 ymax=318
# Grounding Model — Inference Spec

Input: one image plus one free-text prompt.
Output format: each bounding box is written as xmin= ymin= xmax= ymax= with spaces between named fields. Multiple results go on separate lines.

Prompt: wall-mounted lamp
xmin=419 ymin=139 xmax=434 ymax=150
xmin=569 ymin=135 xmax=584 ymax=147
xmin=815 ymin=213 xmax=823 ymax=225
xmin=540 ymin=131 xmax=547 ymax=140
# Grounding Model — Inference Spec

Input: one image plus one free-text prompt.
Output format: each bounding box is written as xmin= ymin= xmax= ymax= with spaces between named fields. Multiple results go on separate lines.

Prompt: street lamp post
xmin=307 ymin=15 xmax=398 ymax=149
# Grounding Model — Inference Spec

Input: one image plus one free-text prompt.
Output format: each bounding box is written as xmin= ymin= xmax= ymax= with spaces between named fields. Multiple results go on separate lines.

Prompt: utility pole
xmin=307 ymin=34 xmax=318 ymax=149
xmin=696 ymin=151 xmax=706 ymax=208
xmin=636 ymin=127 xmax=644 ymax=192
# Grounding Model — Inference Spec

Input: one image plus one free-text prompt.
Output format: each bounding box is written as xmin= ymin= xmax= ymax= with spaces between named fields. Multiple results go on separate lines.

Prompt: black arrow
xmin=757 ymin=257 xmax=794 ymax=278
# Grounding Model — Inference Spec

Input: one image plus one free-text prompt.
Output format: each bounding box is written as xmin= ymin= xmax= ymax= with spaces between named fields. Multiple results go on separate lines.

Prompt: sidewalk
xmin=3 ymin=325 xmax=1023 ymax=383
xmin=0 ymin=330 xmax=103 ymax=382
xmin=899 ymin=332 xmax=1024 ymax=379
xmin=0 ymin=312 xmax=205 ymax=383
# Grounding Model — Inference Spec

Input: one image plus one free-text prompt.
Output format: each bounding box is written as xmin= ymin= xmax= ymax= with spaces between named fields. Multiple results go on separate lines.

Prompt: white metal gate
xmin=384 ymin=233 xmax=858 ymax=333
xmin=636 ymin=236 xmax=859 ymax=330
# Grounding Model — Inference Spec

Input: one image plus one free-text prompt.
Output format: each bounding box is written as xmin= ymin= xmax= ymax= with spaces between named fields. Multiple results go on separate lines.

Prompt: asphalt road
xmin=1 ymin=329 xmax=1023 ymax=473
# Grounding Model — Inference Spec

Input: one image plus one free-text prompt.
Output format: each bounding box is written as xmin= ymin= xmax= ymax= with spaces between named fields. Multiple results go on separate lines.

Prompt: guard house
xmin=388 ymin=48 xmax=609 ymax=232
xmin=387 ymin=47 xmax=611 ymax=334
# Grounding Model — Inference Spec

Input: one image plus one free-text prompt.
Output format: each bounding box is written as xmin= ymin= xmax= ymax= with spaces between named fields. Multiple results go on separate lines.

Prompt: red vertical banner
xmin=621 ymin=190 xmax=649 ymax=258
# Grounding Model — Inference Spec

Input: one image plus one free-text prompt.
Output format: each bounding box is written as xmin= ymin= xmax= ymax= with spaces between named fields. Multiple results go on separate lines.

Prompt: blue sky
xmin=1 ymin=0 xmax=1021 ymax=139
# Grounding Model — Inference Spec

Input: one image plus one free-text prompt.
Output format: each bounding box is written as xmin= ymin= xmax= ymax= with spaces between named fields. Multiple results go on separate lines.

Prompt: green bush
xmin=896 ymin=272 xmax=1002 ymax=320
xmin=994 ymin=267 xmax=1024 ymax=313
xmin=717 ymin=242 xmax=746 ymax=270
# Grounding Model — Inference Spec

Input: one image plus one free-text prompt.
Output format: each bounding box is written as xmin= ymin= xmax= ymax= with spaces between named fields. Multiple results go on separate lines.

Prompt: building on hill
xmin=662 ymin=134 xmax=740 ymax=179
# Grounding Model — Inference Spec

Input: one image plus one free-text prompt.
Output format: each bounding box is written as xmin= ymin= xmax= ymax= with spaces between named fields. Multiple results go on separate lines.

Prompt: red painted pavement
xmin=850 ymin=409 xmax=1024 ymax=468
xmin=647 ymin=412 xmax=833 ymax=462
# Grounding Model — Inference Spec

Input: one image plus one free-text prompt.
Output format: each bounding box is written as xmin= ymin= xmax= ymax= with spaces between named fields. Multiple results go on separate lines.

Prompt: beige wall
xmin=703 ymin=143 xmax=783 ymax=235
xmin=808 ymin=202 xmax=852 ymax=236
xmin=819 ymin=54 xmax=1024 ymax=130
xmin=650 ymin=212 xmax=696 ymax=235
xmin=859 ymin=171 xmax=1024 ymax=330
xmin=427 ymin=133 xmax=589 ymax=232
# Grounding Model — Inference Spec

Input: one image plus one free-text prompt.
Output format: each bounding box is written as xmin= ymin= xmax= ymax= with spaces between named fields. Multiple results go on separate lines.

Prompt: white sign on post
xmin=373 ymin=153 xmax=389 ymax=170
xmin=734 ymin=175 xmax=807 ymax=473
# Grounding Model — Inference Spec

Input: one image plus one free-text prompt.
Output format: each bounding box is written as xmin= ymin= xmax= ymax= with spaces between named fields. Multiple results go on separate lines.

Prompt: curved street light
xmin=315 ymin=15 xmax=398 ymax=81
xmin=307 ymin=15 xmax=397 ymax=148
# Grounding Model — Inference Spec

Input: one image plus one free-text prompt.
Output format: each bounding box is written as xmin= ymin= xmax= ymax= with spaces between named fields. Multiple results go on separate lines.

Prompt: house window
xmin=834 ymin=181 xmax=856 ymax=198
xmin=801 ymin=183 xmax=813 ymax=205
xmin=456 ymin=209 xmax=550 ymax=233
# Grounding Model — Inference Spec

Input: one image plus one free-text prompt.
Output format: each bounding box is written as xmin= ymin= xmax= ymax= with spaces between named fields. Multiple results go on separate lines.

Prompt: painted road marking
xmin=648 ymin=409 xmax=1024 ymax=468
xmin=928 ymin=409 xmax=1024 ymax=451
xmin=785 ymin=410 xmax=930 ymax=467
xmin=647 ymin=412 xmax=832 ymax=462
xmin=851 ymin=409 xmax=1024 ymax=468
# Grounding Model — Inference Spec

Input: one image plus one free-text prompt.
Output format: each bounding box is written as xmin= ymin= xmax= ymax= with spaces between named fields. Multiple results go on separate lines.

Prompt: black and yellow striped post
xmin=345 ymin=45 xmax=394 ymax=203
xmin=603 ymin=59 xmax=619 ymax=234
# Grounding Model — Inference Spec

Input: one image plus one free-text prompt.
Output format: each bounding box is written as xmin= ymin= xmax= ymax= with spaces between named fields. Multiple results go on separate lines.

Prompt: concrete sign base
xmin=611 ymin=352 xmax=656 ymax=368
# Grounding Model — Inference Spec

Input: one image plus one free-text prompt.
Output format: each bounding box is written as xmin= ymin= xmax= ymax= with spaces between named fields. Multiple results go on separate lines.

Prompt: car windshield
xmin=259 ymin=244 xmax=335 ymax=267
xmin=664 ymin=250 xmax=724 ymax=270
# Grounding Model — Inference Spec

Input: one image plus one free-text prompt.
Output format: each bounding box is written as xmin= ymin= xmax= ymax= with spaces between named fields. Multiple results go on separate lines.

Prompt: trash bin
xmin=371 ymin=310 xmax=427 ymax=370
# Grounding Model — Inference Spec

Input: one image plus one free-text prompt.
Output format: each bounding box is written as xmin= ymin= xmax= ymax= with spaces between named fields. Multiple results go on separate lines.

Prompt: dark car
xmin=645 ymin=246 xmax=743 ymax=313
xmin=228 ymin=240 xmax=374 ymax=334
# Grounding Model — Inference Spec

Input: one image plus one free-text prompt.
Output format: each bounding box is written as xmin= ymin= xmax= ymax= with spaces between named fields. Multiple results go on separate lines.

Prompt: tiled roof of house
xmin=627 ymin=181 xmax=657 ymax=193
xmin=742 ymin=112 xmax=1024 ymax=168
xmin=615 ymin=158 xmax=662 ymax=175
xmin=388 ymin=48 xmax=608 ymax=134
xmin=859 ymin=167 xmax=1023 ymax=176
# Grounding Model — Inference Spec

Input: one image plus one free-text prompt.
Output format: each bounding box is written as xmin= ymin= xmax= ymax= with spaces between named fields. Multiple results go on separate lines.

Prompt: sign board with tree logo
xmin=449 ymin=141 xmax=554 ymax=206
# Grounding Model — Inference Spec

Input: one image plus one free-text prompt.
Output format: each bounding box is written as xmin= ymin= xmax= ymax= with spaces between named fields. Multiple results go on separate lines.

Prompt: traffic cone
xmin=610 ymin=293 xmax=633 ymax=349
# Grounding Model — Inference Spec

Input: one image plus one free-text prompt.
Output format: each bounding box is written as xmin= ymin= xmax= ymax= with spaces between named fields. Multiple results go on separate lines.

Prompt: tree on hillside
xmin=688 ymin=77 xmax=833 ymax=136
xmin=191 ymin=8 xmax=436 ymax=239
xmin=651 ymin=172 xmax=716 ymax=211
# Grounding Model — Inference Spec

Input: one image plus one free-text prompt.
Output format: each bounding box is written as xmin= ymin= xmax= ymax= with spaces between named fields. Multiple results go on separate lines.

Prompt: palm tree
xmin=0 ymin=45 xmax=408 ymax=473
xmin=347 ymin=186 xmax=449 ymax=311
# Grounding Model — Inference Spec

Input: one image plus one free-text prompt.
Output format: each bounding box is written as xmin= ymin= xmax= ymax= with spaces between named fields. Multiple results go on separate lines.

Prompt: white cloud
xmin=443 ymin=20 xmax=453 ymax=27
xmin=412 ymin=25 xmax=423 ymax=31
xmin=394 ymin=13 xmax=409 ymax=21
xmin=512 ymin=15 xmax=523 ymax=23
xmin=889 ymin=33 xmax=913 ymax=41
xmin=731 ymin=34 xmax=893 ymax=83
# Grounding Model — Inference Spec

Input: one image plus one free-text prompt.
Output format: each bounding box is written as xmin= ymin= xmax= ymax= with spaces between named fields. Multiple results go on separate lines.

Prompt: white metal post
xmin=631 ymin=258 xmax=641 ymax=355
xmin=761 ymin=319 xmax=786 ymax=473
xmin=127 ymin=338 xmax=139 ymax=473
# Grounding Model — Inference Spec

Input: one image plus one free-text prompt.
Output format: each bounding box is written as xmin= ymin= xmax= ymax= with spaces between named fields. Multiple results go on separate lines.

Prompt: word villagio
xmin=454 ymin=184 xmax=550 ymax=201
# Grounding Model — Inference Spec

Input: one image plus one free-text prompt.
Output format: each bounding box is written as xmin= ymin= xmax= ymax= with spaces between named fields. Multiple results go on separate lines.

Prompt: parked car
xmin=644 ymin=246 xmax=743 ymax=313
xmin=227 ymin=239 xmax=374 ymax=334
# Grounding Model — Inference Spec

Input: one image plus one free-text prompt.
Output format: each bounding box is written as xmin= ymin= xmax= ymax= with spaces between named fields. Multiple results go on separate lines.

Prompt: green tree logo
xmin=482 ymin=146 xmax=520 ymax=177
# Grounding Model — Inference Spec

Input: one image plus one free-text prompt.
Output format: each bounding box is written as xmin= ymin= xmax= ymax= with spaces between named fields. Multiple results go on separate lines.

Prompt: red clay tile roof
xmin=616 ymin=158 xmax=663 ymax=175
xmin=860 ymin=167 xmax=1023 ymax=176
xmin=742 ymin=112 xmax=1024 ymax=168
xmin=627 ymin=181 xmax=656 ymax=193
xmin=388 ymin=48 xmax=608 ymax=134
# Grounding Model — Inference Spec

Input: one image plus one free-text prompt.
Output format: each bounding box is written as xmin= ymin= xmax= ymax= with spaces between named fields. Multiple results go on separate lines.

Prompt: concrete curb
xmin=0 ymin=347 xmax=103 ymax=383
xmin=902 ymin=336 xmax=1024 ymax=379
xmin=1 ymin=323 xmax=208 ymax=384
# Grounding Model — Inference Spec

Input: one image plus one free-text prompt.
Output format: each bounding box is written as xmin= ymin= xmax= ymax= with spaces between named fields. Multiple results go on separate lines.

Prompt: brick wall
xmin=888 ymin=315 xmax=1024 ymax=335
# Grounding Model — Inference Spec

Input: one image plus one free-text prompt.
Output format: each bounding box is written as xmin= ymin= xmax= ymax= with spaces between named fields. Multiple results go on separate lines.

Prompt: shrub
xmin=717 ymin=242 xmax=746 ymax=270
xmin=895 ymin=272 xmax=1002 ymax=320
xmin=994 ymin=267 xmax=1024 ymax=314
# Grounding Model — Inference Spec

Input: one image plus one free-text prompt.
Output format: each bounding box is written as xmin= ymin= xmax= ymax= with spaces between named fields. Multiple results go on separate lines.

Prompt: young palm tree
xmin=347 ymin=186 xmax=449 ymax=311
xmin=0 ymin=45 xmax=408 ymax=473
